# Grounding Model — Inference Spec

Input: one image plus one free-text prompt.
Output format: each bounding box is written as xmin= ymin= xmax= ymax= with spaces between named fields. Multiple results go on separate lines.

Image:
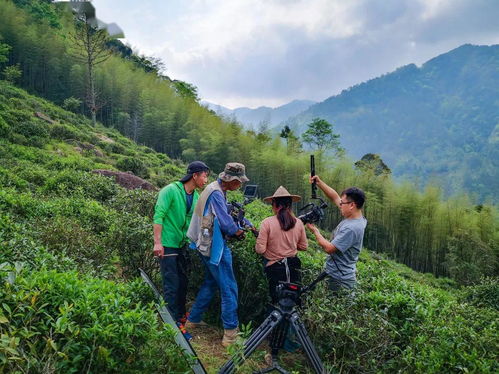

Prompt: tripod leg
xmin=219 ymin=310 xmax=284 ymax=374
xmin=288 ymin=312 xmax=327 ymax=374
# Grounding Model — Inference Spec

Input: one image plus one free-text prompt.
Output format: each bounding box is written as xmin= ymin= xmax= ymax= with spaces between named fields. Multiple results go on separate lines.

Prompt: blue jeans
xmin=188 ymin=244 xmax=239 ymax=329
xmin=159 ymin=247 xmax=188 ymax=321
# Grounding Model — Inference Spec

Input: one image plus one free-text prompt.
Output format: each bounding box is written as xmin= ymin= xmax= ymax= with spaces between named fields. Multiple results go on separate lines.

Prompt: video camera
xmin=298 ymin=155 xmax=328 ymax=224
xmin=298 ymin=198 xmax=328 ymax=224
xmin=228 ymin=184 xmax=259 ymax=239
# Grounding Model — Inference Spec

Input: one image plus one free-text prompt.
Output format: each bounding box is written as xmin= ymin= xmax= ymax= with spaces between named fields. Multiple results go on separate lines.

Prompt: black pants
xmin=264 ymin=256 xmax=302 ymax=304
xmin=159 ymin=247 xmax=188 ymax=321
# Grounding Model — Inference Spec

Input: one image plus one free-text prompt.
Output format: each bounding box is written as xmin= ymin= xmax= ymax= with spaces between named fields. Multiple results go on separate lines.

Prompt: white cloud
xmin=92 ymin=0 xmax=499 ymax=108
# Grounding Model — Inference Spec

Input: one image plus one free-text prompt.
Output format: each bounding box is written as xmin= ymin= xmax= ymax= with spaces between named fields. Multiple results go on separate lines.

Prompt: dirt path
xmin=188 ymin=325 xmax=311 ymax=373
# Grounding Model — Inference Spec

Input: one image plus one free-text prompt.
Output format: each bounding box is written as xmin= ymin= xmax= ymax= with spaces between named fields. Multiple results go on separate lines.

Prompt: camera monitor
xmin=243 ymin=184 xmax=258 ymax=199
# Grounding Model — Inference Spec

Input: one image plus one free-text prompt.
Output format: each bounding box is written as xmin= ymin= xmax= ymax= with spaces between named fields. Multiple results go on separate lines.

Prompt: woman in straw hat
xmin=255 ymin=186 xmax=308 ymax=304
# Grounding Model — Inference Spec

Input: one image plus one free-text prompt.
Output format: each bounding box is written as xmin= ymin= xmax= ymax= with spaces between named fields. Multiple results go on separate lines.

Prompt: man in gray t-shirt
xmin=306 ymin=176 xmax=367 ymax=292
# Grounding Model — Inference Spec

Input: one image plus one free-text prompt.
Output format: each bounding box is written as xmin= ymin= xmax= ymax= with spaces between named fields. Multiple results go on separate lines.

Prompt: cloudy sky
xmin=92 ymin=0 xmax=499 ymax=109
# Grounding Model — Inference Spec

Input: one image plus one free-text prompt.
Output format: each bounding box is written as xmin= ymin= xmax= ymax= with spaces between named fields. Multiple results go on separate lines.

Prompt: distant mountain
xmin=203 ymin=99 xmax=316 ymax=129
xmin=286 ymin=44 xmax=499 ymax=203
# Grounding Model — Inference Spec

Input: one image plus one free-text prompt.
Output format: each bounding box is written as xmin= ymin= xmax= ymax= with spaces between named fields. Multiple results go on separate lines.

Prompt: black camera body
xmin=227 ymin=185 xmax=259 ymax=238
xmin=298 ymin=155 xmax=328 ymax=224
xmin=298 ymin=197 xmax=328 ymax=224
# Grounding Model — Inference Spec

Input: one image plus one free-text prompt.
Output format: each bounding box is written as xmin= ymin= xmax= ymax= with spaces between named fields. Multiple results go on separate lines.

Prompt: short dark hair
xmin=341 ymin=187 xmax=365 ymax=209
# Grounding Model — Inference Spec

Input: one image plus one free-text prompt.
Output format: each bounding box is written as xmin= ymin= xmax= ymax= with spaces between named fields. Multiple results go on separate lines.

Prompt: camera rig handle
xmin=311 ymin=155 xmax=317 ymax=199
xmin=301 ymin=271 xmax=329 ymax=294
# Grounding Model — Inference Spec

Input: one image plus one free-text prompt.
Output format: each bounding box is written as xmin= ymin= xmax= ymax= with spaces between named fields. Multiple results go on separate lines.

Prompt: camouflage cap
xmin=218 ymin=162 xmax=249 ymax=183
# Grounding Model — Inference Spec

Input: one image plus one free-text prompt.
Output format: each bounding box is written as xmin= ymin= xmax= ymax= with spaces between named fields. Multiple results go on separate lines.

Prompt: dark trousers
xmin=159 ymin=247 xmax=188 ymax=321
xmin=264 ymin=256 xmax=302 ymax=304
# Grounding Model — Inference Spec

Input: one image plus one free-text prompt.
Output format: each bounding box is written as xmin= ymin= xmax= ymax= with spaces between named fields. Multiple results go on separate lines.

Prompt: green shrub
xmin=109 ymin=142 xmax=126 ymax=154
xmin=105 ymin=212 xmax=155 ymax=279
xmin=16 ymin=163 xmax=48 ymax=187
xmin=0 ymin=267 xmax=192 ymax=373
xmin=41 ymin=169 xmax=120 ymax=202
xmin=106 ymin=189 xmax=156 ymax=218
xmin=0 ymin=115 xmax=10 ymax=138
xmin=1 ymin=143 xmax=48 ymax=164
xmin=34 ymin=216 xmax=115 ymax=278
xmin=447 ymin=230 xmax=496 ymax=285
xmin=116 ymin=157 xmax=149 ymax=179
xmin=14 ymin=120 xmax=49 ymax=139
xmin=149 ymin=163 xmax=185 ymax=188
xmin=50 ymin=123 xmax=81 ymax=140
xmin=62 ymin=97 xmax=82 ymax=113
xmin=45 ymin=154 xmax=96 ymax=172
xmin=8 ymin=132 xmax=29 ymax=145
xmin=0 ymin=214 xmax=76 ymax=271
xmin=460 ymin=277 xmax=499 ymax=310
xmin=1 ymin=108 xmax=31 ymax=127
xmin=400 ymin=302 xmax=498 ymax=373
xmin=0 ymin=166 xmax=28 ymax=190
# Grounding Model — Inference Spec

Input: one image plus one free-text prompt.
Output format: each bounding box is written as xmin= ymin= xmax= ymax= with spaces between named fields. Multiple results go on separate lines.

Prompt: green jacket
xmin=153 ymin=181 xmax=199 ymax=248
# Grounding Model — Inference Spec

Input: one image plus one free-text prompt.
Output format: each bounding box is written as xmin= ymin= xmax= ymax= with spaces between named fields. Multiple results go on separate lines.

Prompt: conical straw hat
xmin=263 ymin=186 xmax=301 ymax=203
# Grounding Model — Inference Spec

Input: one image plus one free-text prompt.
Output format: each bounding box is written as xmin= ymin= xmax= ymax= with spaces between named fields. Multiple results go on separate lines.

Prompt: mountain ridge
xmin=203 ymin=99 xmax=317 ymax=128
xmin=285 ymin=44 xmax=499 ymax=202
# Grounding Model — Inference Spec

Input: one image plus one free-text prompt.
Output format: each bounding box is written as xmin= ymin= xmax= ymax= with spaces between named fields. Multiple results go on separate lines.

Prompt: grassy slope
xmin=0 ymin=81 xmax=497 ymax=373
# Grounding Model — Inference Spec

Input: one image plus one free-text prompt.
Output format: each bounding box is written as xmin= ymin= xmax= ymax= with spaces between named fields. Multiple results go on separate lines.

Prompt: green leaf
xmin=0 ymin=313 xmax=8 ymax=324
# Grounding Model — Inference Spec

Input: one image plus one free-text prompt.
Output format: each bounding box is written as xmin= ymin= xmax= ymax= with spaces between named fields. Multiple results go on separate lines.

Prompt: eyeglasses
xmin=339 ymin=200 xmax=353 ymax=206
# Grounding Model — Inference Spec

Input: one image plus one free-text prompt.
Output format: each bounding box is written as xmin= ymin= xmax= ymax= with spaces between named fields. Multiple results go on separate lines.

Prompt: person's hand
xmin=306 ymin=223 xmax=319 ymax=235
xmin=251 ymin=227 xmax=260 ymax=237
xmin=235 ymin=230 xmax=246 ymax=241
xmin=309 ymin=175 xmax=322 ymax=185
xmin=153 ymin=243 xmax=164 ymax=257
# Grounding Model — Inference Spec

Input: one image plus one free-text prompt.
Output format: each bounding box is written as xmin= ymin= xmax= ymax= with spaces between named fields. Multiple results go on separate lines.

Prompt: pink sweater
xmin=255 ymin=215 xmax=308 ymax=266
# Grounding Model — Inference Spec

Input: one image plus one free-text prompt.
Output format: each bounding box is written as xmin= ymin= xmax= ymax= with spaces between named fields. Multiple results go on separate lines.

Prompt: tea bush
xmin=0 ymin=267 xmax=192 ymax=373
xmin=116 ymin=157 xmax=149 ymax=179
xmin=0 ymin=115 xmax=10 ymax=137
xmin=14 ymin=120 xmax=49 ymax=139
xmin=0 ymin=214 xmax=76 ymax=272
xmin=41 ymin=169 xmax=120 ymax=202
xmin=106 ymin=189 xmax=157 ymax=218
xmin=33 ymin=216 xmax=115 ymax=278
xmin=0 ymin=166 xmax=29 ymax=190
xmin=459 ymin=276 xmax=499 ymax=310
xmin=50 ymin=122 xmax=82 ymax=141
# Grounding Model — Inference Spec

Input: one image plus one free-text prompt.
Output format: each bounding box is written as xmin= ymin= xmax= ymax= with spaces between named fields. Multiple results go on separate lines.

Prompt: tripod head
xmin=275 ymin=272 xmax=329 ymax=312
xmin=275 ymin=282 xmax=301 ymax=311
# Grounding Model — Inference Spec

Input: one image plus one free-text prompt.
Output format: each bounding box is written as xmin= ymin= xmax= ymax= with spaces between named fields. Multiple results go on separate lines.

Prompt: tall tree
xmin=280 ymin=125 xmax=302 ymax=154
xmin=0 ymin=40 xmax=10 ymax=64
xmin=69 ymin=14 xmax=111 ymax=126
xmin=172 ymin=80 xmax=199 ymax=101
xmin=355 ymin=153 xmax=391 ymax=176
xmin=302 ymin=117 xmax=343 ymax=155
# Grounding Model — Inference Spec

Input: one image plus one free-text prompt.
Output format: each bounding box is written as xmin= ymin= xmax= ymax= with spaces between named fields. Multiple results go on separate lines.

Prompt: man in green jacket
xmin=153 ymin=161 xmax=210 ymax=330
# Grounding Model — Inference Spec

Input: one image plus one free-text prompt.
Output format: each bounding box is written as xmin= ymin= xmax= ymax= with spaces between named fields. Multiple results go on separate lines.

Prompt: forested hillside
xmin=286 ymin=44 xmax=499 ymax=203
xmin=0 ymin=79 xmax=497 ymax=373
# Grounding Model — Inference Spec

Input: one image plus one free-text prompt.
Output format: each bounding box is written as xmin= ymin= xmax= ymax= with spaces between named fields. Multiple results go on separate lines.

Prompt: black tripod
xmin=219 ymin=272 xmax=329 ymax=374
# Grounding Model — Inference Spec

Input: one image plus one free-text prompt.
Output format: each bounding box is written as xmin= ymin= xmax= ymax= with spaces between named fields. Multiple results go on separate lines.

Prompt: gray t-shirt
xmin=325 ymin=217 xmax=367 ymax=280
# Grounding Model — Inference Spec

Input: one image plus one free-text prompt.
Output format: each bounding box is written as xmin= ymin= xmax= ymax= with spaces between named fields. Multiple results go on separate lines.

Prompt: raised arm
xmin=310 ymin=175 xmax=341 ymax=209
